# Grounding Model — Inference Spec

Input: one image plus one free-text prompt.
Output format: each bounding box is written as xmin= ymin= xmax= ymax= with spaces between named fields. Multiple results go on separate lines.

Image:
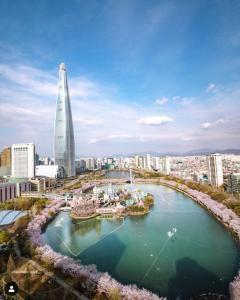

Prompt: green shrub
xmin=109 ymin=288 xmax=122 ymax=300
xmin=128 ymin=205 xmax=146 ymax=212
xmin=144 ymin=194 xmax=154 ymax=206
xmin=0 ymin=197 xmax=49 ymax=211
xmin=0 ymin=230 xmax=11 ymax=244
xmin=210 ymin=191 xmax=228 ymax=202
xmin=11 ymin=215 xmax=30 ymax=234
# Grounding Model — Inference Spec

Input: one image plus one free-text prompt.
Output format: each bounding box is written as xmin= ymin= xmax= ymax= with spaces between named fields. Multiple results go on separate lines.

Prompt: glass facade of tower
xmin=54 ymin=63 xmax=75 ymax=177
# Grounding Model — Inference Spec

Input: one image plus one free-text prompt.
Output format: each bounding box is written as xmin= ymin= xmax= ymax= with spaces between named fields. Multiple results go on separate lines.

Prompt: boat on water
xmin=167 ymin=227 xmax=177 ymax=238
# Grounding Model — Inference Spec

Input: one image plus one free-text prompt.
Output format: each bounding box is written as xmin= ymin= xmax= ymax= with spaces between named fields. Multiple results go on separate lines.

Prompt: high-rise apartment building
xmin=161 ymin=156 xmax=170 ymax=175
xmin=0 ymin=147 xmax=11 ymax=168
xmin=85 ymin=158 xmax=96 ymax=170
xmin=207 ymin=153 xmax=223 ymax=186
xmin=144 ymin=154 xmax=152 ymax=170
xmin=11 ymin=143 xmax=35 ymax=178
xmin=227 ymin=173 xmax=240 ymax=194
xmin=152 ymin=157 xmax=160 ymax=170
xmin=54 ymin=63 xmax=75 ymax=177
xmin=137 ymin=156 xmax=144 ymax=169
xmin=151 ymin=156 xmax=170 ymax=174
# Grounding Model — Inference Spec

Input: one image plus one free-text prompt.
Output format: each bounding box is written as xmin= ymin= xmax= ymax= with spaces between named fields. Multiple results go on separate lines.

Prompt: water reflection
xmin=72 ymin=218 xmax=102 ymax=237
xmin=168 ymin=257 xmax=229 ymax=299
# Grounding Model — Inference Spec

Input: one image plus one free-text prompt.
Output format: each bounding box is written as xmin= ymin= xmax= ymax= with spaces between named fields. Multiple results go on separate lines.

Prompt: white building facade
xmin=11 ymin=143 xmax=35 ymax=178
xmin=161 ymin=156 xmax=170 ymax=175
xmin=36 ymin=165 xmax=64 ymax=178
xmin=207 ymin=153 xmax=223 ymax=187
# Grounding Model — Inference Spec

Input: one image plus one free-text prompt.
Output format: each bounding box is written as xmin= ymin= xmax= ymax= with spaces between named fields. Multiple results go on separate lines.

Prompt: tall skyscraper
xmin=207 ymin=153 xmax=223 ymax=187
xmin=11 ymin=143 xmax=35 ymax=178
xmin=54 ymin=63 xmax=75 ymax=177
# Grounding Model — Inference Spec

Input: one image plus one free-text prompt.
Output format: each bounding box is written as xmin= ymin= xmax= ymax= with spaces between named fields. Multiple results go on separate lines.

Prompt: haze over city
xmin=0 ymin=0 xmax=240 ymax=156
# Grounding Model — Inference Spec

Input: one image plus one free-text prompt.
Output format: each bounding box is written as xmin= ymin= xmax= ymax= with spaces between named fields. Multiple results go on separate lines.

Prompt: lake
xmin=43 ymin=172 xmax=239 ymax=299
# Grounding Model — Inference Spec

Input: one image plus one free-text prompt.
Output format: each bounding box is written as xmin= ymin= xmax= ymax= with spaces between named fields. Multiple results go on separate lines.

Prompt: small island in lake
xmin=70 ymin=184 xmax=154 ymax=219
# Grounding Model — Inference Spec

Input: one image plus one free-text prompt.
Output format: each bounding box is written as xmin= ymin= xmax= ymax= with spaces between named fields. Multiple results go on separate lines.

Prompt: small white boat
xmin=167 ymin=227 xmax=177 ymax=238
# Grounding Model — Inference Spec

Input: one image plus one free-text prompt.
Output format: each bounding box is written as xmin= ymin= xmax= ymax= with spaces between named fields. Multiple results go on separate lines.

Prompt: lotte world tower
xmin=54 ymin=63 xmax=75 ymax=177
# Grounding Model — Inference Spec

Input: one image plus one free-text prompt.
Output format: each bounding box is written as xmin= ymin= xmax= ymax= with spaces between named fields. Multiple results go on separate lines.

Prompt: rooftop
xmin=0 ymin=210 xmax=27 ymax=226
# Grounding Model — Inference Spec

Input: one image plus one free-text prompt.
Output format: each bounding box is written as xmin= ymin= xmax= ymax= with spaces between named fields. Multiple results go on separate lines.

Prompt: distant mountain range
xmin=76 ymin=149 xmax=240 ymax=158
xmin=111 ymin=148 xmax=240 ymax=157
xmin=182 ymin=148 xmax=240 ymax=156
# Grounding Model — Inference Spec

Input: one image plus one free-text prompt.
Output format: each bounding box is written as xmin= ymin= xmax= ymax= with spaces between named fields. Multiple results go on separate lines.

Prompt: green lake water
xmin=43 ymin=172 xmax=240 ymax=299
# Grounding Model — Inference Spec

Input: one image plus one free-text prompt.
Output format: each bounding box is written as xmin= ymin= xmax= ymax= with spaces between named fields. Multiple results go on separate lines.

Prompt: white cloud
xmin=108 ymin=134 xmax=131 ymax=139
xmin=172 ymin=96 xmax=180 ymax=101
xmin=172 ymin=95 xmax=194 ymax=106
xmin=206 ymin=83 xmax=217 ymax=93
xmin=155 ymin=97 xmax=168 ymax=105
xmin=88 ymin=134 xmax=133 ymax=144
xmin=137 ymin=115 xmax=173 ymax=126
xmin=88 ymin=138 xmax=98 ymax=144
xmin=201 ymin=122 xmax=212 ymax=129
xmin=180 ymin=97 xmax=193 ymax=106
xmin=182 ymin=136 xmax=193 ymax=141
xmin=201 ymin=118 xmax=229 ymax=130
xmin=75 ymin=117 xmax=103 ymax=125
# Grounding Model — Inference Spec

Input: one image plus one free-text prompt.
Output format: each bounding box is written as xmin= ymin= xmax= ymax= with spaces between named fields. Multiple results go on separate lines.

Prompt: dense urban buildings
xmin=54 ymin=63 xmax=75 ymax=178
xmin=11 ymin=143 xmax=35 ymax=178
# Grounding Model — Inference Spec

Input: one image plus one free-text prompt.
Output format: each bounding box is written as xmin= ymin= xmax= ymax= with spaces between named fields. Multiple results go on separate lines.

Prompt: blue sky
xmin=0 ymin=0 xmax=240 ymax=156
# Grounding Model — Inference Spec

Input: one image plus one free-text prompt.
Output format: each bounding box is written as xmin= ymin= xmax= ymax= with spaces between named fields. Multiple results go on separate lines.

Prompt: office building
xmin=0 ymin=179 xmax=31 ymax=202
xmin=207 ymin=153 xmax=223 ymax=186
xmin=0 ymin=147 xmax=11 ymax=168
xmin=54 ymin=63 xmax=75 ymax=177
xmin=0 ymin=147 xmax=11 ymax=176
xmin=11 ymin=143 xmax=35 ymax=178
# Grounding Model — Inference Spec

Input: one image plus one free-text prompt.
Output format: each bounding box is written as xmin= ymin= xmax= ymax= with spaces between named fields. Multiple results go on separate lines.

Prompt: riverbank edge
xmin=70 ymin=213 xmax=98 ymax=220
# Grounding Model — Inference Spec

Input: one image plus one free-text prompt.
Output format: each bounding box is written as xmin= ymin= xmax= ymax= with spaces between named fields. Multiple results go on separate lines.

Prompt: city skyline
xmin=0 ymin=0 xmax=240 ymax=156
